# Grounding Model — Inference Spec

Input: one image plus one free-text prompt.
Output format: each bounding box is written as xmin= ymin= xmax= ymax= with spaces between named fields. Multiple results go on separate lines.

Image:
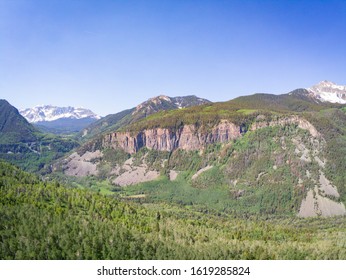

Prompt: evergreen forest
xmin=1 ymin=161 xmax=345 ymax=260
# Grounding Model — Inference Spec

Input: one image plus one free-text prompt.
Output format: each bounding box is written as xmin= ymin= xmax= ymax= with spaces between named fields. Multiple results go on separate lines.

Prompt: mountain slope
xmin=2 ymin=161 xmax=345 ymax=259
xmin=0 ymin=100 xmax=79 ymax=172
xmin=122 ymin=90 xmax=339 ymax=133
xmin=80 ymin=95 xmax=210 ymax=140
xmin=35 ymin=117 xmax=99 ymax=134
xmin=0 ymin=99 xmax=38 ymax=144
xmin=55 ymin=87 xmax=346 ymax=217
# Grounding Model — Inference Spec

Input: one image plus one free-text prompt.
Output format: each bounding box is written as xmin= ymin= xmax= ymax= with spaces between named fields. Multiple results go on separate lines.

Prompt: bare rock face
xmin=86 ymin=116 xmax=321 ymax=156
xmin=102 ymin=120 xmax=242 ymax=154
xmin=62 ymin=151 xmax=102 ymax=177
xmin=299 ymin=187 xmax=346 ymax=217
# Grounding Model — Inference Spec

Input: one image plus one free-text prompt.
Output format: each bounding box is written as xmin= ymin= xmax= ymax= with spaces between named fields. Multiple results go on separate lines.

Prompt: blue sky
xmin=1 ymin=0 xmax=346 ymax=116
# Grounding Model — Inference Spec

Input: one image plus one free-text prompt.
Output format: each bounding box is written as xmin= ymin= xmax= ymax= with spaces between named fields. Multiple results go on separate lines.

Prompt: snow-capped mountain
xmin=20 ymin=105 xmax=101 ymax=123
xmin=307 ymin=81 xmax=346 ymax=104
xmin=19 ymin=105 xmax=101 ymax=134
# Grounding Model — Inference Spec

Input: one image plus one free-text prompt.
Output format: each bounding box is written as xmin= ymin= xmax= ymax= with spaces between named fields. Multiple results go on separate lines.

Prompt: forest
xmin=1 ymin=161 xmax=345 ymax=260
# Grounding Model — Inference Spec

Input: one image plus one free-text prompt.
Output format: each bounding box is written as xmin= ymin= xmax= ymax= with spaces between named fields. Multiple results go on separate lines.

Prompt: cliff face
xmin=102 ymin=120 xmax=242 ymax=154
xmin=100 ymin=116 xmax=321 ymax=154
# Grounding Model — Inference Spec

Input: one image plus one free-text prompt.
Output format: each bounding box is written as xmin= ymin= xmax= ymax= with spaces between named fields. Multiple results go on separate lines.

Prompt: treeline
xmin=1 ymin=161 xmax=345 ymax=260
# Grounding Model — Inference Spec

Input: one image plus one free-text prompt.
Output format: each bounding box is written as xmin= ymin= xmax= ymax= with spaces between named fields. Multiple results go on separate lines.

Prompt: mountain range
xmin=20 ymin=105 xmax=101 ymax=134
xmin=18 ymin=95 xmax=210 ymax=136
xmin=20 ymin=105 xmax=101 ymax=123
xmin=1 ymin=80 xmax=346 ymax=260
xmin=1 ymin=81 xmax=346 ymax=218
xmin=17 ymin=81 xmax=346 ymax=136
xmin=50 ymin=81 xmax=346 ymax=218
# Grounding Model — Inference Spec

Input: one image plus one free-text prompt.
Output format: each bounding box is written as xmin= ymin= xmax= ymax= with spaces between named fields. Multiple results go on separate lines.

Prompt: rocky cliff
xmin=101 ymin=120 xmax=242 ymax=154
xmin=98 ymin=116 xmax=321 ymax=154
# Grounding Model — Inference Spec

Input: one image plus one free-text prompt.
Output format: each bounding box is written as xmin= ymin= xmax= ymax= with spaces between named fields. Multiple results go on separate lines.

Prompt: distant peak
xmin=316 ymin=80 xmax=336 ymax=87
xmin=158 ymin=94 xmax=169 ymax=98
xmin=152 ymin=95 xmax=171 ymax=101
xmin=20 ymin=105 xmax=100 ymax=123
xmin=306 ymin=80 xmax=346 ymax=104
xmin=310 ymin=80 xmax=346 ymax=90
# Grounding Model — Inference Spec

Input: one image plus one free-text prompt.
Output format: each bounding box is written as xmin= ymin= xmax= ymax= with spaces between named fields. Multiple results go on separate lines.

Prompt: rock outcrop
xmin=102 ymin=120 xmax=242 ymax=154
xmin=299 ymin=187 xmax=346 ymax=217
xmin=62 ymin=151 xmax=102 ymax=177
xmin=99 ymin=116 xmax=321 ymax=154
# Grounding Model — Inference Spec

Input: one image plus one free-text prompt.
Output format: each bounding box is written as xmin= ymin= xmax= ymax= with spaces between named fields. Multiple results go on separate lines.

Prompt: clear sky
xmin=1 ymin=0 xmax=346 ymax=116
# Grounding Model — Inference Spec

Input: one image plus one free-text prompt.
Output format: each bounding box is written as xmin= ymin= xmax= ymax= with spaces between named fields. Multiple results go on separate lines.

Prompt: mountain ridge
xmin=0 ymin=99 xmax=38 ymax=144
xmin=20 ymin=105 xmax=101 ymax=134
xmin=20 ymin=105 xmax=101 ymax=123
xmin=79 ymin=94 xmax=211 ymax=140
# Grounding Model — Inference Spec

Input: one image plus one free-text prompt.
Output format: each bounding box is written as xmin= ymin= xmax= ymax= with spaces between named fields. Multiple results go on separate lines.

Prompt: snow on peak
xmin=307 ymin=80 xmax=346 ymax=104
xmin=20 ymin=105 xmax=101 ymax=123
xmin=157 ymin=95 xmax=171 ymax=101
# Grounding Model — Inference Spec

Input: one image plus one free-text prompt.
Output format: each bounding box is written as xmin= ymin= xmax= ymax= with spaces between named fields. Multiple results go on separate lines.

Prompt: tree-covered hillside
xmin=0 ymin=100 xmax=79 ymax=173
xmin=0 ymin=99 xmax=38 ymax=144
xmin=1 ymin=161 xmax=345 ymax=260
xmin=124 ymin=91 xmax=340 ymax=132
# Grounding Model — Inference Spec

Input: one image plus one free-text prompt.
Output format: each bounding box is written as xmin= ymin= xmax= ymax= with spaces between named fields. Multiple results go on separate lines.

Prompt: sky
xmin=1 ymin=0 xmax=346 ymax=116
